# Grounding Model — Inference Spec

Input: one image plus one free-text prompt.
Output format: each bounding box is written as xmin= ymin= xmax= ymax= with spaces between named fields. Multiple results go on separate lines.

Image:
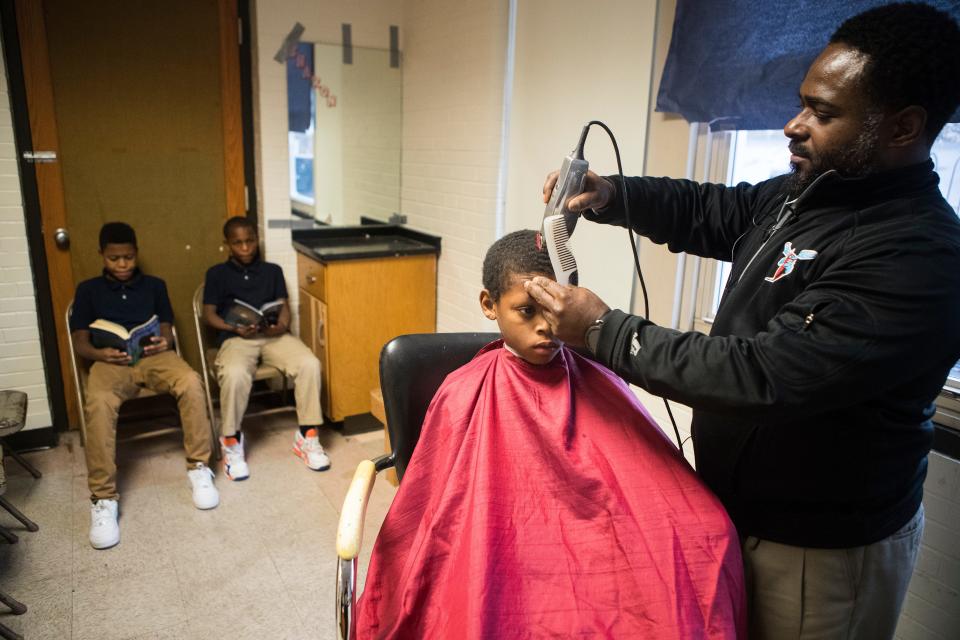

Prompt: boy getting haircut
xmin=481 ymin=229 xmax=554 ymax=301
xmin=479 ymin=229 xmax=561 ymax=365
xmin=70 ymin=222 xmax=218 ymax=550
xmin=356 ymin=230 xmax=746 ymax=637
xmin=202 ymin=216 xmax=329 ymax=479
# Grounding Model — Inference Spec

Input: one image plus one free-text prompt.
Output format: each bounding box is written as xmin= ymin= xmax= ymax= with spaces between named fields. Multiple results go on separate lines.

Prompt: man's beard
xmin=785 ymin=113 xmax=883 ymax=196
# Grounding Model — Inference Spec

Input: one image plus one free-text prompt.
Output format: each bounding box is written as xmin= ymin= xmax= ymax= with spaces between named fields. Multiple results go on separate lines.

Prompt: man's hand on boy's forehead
xmin=524 ymin=277 xmax=610 ymax=346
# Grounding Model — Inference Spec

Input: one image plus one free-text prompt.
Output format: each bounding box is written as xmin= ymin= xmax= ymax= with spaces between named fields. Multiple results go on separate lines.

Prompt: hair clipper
xmin=539 ymin=125 xmax=590 ymax=286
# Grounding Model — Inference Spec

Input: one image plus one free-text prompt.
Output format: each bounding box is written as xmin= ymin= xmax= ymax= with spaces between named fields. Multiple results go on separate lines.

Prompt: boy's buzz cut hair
xmin=482 ymin=229 xmax=555 ymax=301
xmin=223 ymin=215 xmax=257 ymax=239
xmin=99 ymin=222 xmax=137 ymax=249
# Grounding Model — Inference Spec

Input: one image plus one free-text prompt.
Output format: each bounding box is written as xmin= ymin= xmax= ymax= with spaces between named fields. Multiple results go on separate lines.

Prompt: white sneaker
xmin=187 ymin=463 xmax=220 ymax=510
xmin=220 ymin=434 xmax=249 ymax=480
xmin=89 ymin=499 xmax=120 ymax=550
xmin=293 ymin=428 xmax=331 ymax=471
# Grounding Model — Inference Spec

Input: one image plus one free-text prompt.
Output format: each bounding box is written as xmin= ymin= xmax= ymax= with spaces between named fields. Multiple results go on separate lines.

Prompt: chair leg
xmin=0 ymin=590 xmax=25 ymax=640
xmin=210 ymin=429 xmax=222 ymax=462
xmin=0 ymin=525 xmax=17 ymax=544
xmin=203 ymin=374 xmax=221 ymax=462
xmin=0 ymin=498 xmax=38 ymax=533
xmin=0 ymin=621 xmax=24 ymax=640
xmin=0 ymin=590 xmax=26 ymax=615
xmin=0 ymin=442 xmax=41 ymax=480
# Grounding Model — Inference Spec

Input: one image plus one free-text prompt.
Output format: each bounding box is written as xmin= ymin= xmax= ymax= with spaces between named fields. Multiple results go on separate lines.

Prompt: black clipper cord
xmin=584 ymin=120 xmax=685 ymax=456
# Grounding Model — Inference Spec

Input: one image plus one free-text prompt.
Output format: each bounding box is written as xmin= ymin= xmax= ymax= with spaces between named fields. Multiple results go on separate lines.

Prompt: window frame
xmin=691 ymin=123 xmax=960 ymax=431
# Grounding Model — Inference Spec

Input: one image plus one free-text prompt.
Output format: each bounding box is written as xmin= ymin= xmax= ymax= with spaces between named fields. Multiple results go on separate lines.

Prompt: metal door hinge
xmin=22 ymin=150 xmax=57 ymax=163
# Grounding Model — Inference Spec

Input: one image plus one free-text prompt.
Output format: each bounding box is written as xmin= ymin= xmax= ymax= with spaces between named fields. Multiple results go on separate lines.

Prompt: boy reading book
xmin=69 ymin=222 xmax=218 ymax=550
xmin=202 ymin=216 xmax=329 ymax=479
xmin=356 ymin=230 xmax=745 ymax=638
xmin=87 ymin=315 xmax=160 ymax=365
xmin=222 ymin=299 xmax=283 ymax=329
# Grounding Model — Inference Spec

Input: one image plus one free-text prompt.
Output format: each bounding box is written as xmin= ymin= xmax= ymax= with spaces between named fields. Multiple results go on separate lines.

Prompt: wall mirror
xmin=287 ymin=41 xmax=402 ymax=226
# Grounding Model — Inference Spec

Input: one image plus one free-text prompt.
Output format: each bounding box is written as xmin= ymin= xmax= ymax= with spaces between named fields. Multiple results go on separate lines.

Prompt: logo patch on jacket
xmin=765 ymin=242 xmax=818 ymax=283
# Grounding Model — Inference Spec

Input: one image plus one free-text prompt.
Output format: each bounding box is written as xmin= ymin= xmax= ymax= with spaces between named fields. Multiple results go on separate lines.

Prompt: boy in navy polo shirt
xmin=202 ymin=216 xmax=329 ymax=479
xmin=70 ymin=222 xmax=218 ymax=550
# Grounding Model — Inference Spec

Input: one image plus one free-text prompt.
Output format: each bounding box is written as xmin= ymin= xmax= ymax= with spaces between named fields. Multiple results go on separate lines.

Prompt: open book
xmin=223 ymin=299 xmax=284 ymax=329
xmin=88 ymin=315 xmax=161 ymax=365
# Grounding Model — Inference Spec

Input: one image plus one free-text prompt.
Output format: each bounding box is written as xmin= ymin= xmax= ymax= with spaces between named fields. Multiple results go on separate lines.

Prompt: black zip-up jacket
xmin=587 ymin=159 xmax=960 ymax=548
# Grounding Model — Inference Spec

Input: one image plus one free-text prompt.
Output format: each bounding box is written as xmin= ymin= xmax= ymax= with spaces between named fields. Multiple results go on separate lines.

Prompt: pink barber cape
xmin=356 ymin=341 xmax=746 ymax=639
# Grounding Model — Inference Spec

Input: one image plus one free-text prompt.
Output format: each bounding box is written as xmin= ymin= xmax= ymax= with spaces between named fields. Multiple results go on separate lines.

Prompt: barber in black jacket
xmin=527 ymin=4 xmax=960 ymax=639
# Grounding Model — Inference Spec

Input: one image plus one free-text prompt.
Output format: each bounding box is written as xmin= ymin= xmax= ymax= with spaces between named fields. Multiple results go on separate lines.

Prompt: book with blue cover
xmin=88 ymin=315 xmax=161 ymax=365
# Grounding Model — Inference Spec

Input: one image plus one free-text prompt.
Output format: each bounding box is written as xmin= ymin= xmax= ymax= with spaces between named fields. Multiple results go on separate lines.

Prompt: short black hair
xmin=223 ymin=216 xmax=257 ymax=239
xmin=98 ymin=222 xmax=137 ymax=249
xmin=830 ymin=2 xmax=960 ymax=142
xmin=482 ymin=229 xmax=555 ymax=301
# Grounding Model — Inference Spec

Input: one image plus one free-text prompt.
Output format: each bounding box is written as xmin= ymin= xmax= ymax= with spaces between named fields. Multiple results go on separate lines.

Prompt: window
xmin=935 ymin=126 xmax=960 ymax=416
xmin=932 ymin=123 xmax=960 ymax=212
xmin=288 ymin=88 xmax=316 ymax=211
xmin=696 ymin=123 xmax=960 ymax=423
xmin=702 ymin=124 xmax=960 ymax=321
xmin=705 ymin=129 xmax=795 ymax=320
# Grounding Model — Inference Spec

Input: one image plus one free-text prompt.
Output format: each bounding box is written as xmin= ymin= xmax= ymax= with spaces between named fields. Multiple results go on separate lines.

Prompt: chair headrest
xmin=379 ymin=332 xmax=498 ymax=482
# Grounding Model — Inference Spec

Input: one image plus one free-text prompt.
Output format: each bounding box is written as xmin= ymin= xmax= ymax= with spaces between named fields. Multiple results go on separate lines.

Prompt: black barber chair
xmin=378 ymin=332 xmax=501 ymax=482
xmin=334 ymin=332 xmax=498 ymax=639
xmin=335 ymin=332 xmax=594 ymax=640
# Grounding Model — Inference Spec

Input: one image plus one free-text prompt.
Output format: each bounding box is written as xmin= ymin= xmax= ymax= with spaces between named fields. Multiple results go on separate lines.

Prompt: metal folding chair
xmin=65 ymin=302 xmax=208 ymax=447
xmin=192 ymin=284 xmax=295 ymax=443
xmin=0 ymin=390 xmax=35 ymax=640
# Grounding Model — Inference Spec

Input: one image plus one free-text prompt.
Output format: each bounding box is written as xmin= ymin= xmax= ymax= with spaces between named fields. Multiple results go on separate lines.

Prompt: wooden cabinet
xmin=297 ymin=250 xmax=437 ymax=421
xmin=298 ymin=289 xmax=330 ymax=413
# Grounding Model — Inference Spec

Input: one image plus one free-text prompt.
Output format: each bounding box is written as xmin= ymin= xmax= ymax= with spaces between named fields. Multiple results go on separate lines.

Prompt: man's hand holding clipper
xmin=543 ymin=169 xmax=616 ymax=213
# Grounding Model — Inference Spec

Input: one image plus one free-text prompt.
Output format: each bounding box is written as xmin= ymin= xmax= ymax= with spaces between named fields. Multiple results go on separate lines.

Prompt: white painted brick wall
xmin=896 ymin=451 xmax=960 ymax=639
xmin=400 ymin=0 xmax=507 ymax=332
xmin=341 ymin=51 xmax=402 ymax=224
xmin=0 ymin=51 xmax=53 ymax=431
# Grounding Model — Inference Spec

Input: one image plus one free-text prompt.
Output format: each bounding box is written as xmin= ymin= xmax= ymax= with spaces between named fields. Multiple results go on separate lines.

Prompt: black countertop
xmin=292 ymin=220 xmax=441 ymax=263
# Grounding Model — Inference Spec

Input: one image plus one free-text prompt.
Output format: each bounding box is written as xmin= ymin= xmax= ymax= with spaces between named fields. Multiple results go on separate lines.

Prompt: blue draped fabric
xmin=287 ymin=42 xmax=313 ymax=133
xmin=656 ymin=0 xmax=960 ymax=130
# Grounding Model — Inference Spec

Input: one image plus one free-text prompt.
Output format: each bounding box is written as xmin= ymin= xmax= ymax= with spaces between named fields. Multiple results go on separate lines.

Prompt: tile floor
xmin=0 ymin=412 xmax=396 ymax=639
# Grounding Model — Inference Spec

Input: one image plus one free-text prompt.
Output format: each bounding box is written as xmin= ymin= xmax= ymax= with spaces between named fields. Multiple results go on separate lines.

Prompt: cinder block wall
xmin=0 ymin=51 xmax=53 ymax=432
xmin=340 ymin=50 xmax=402 ymax=225
xmin=896 ymin=451 xmax=960 ymax=640
xmin=399 ymin=0 xmax=508 ymax=332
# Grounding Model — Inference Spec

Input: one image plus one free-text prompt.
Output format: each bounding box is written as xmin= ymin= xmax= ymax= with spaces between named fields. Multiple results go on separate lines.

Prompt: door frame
xmin=0 ymin=0 xmax=258 ymax=435
xmin=0 ymin=0 xmax=67 ymax=441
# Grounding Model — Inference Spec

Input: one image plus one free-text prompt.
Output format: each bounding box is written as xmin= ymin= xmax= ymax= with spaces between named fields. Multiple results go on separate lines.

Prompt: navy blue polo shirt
xmin=203 ymin=257 xmax=288 ymax=344
xmin=69 ymin=269 xmax=175 ymax=332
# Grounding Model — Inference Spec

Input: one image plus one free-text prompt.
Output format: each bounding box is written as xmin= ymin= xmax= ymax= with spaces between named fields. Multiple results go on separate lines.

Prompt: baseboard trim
xmin=3 ymin=425 xmax=59 ymax=452
xmin=933 ymin=424 xmax=960 ymax=461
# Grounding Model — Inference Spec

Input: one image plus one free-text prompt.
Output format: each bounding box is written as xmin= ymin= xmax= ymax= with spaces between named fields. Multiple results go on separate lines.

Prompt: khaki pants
xmin=84 ymin=350 xmax=213 ymax=501
xmin=214 ymin=333 xmax=322 ymax=437
xmin=742 ymin=505 xmax=924 ymax=640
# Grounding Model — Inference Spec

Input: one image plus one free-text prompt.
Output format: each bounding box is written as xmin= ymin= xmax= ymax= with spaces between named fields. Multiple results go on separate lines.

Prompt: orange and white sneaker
xmin=293 ymin=428 xmax=331 ymax=471
xmin=220 ymin=434 xmax=249 ymax=480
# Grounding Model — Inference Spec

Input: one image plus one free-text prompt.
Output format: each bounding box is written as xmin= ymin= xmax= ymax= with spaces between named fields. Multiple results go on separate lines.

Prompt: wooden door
xmin=14 ymin=0 xmax=245 ymax=429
